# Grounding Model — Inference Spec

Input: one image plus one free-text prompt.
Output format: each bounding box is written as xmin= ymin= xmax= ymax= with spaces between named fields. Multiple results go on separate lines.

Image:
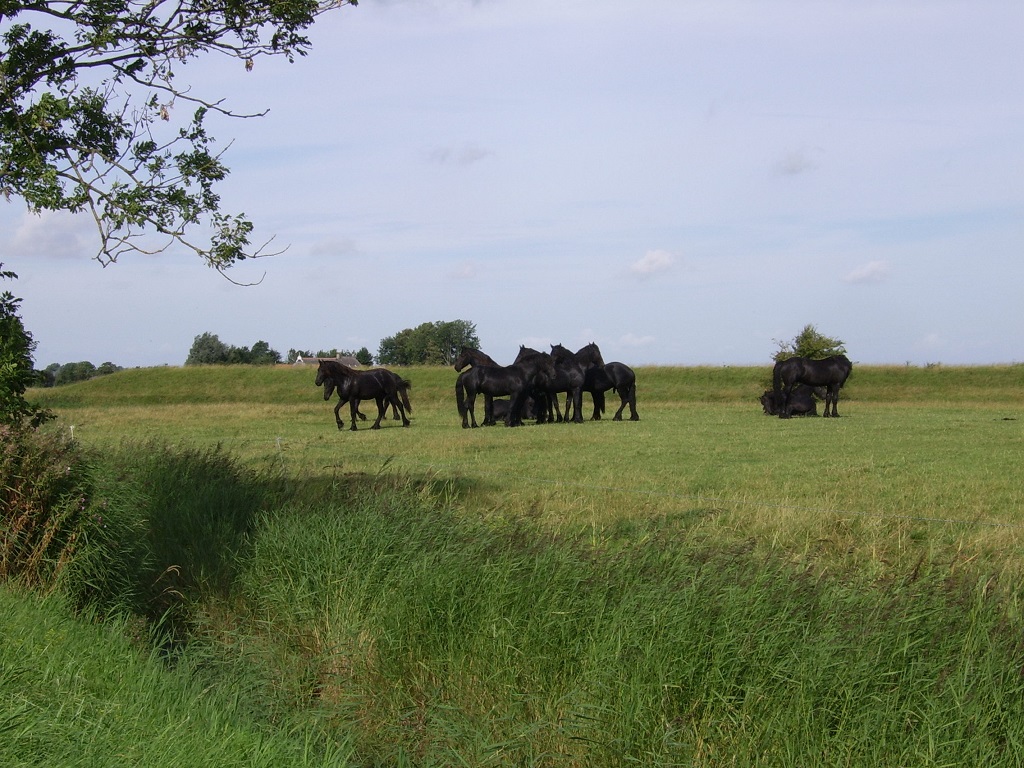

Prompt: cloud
xmin=5 ymin=210 xmax=92 ymax=259
xmin=843 ymin=260 xmax=891 ymax=284
xmin=630 ymin=249 xmax=675 ymax=276
xmin=427 ymin=143 xmax=494 ymax=167
xmin=771 ymin=148 xmax=819 ymax=177
xmin=309 ymin=237 xmax=358 ymax=258
xmin=619 ymin=332 xmax=655 ymax=347
xmin=449 ymin=261 xmax=477 ymax=279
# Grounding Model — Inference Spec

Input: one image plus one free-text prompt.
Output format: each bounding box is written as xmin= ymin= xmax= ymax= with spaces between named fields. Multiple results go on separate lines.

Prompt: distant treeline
xmin=39 ymin=361 xmax=123 ymax=387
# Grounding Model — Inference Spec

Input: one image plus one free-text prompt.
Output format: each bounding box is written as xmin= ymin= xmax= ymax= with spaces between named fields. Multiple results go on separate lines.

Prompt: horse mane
xmin=319 ymin=358 xmax=359 ymax=380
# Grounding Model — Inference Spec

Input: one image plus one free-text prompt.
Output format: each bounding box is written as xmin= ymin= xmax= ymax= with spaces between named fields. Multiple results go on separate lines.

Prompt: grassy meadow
xmin=4 ymin=362 xmax=1024 ymax=765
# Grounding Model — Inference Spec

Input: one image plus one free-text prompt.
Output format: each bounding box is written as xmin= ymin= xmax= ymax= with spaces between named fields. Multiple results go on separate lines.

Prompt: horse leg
xmin=506 ymin=387 xmax=526 ymax=427
xmin=334 ymin=398 xmax=347 ymax=430
xmin=349 ymin=398 xmax=361 ymax=431
xmin=396 ymin=395 xmax=411 ymax=426
xmin=779 ymin=382 xmax=795 ymax=419
xmin=369 ymin=396 xmax=387 ymax=429
xmin=613 ymin=389 xmax=627 ymax=420
xmin=385 ymin=384 xmax=410 ymax=426
xmin=483 ymin=393 xmax=495 ymax=426
xmin=826 ymin=385 xmax=839 ymax=417
xmin=570 ymin=387 xmax=584 ymax=423
xmin=627 ymin=384 xmax=639 ymax=421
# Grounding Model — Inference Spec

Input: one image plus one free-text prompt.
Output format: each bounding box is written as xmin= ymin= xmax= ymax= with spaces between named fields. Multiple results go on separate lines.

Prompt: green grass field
xmin=5 ymin=363 xmax=1024 ymax=766
xmin=33 ymin=363 xmax=1024 ymax=578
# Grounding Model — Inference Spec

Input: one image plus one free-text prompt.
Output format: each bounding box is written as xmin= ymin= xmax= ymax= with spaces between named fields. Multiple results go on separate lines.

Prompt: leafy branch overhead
xmin=0 ymin=0 xmax=356 ymax=271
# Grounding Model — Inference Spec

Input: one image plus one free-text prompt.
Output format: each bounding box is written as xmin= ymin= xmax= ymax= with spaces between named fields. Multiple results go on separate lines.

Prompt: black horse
xmin=453 ymin=346 xmax=500 ymax=372
xmin=316 ymin=360 xmax=412 ymax=430
xmin=760 ymin=384 xmax=820 ymax=417
xmin=586 ymin=361 xmax=640 ymax=421
xmin=456 ymin=353 xmax=554 ymax=428
xmin=552 ymin=343 xmax=639 ymax=422
xmin=772 ymin=354 xmax=852 ymax=418
xmin=546 ymin=343 xmax=603 ymax=424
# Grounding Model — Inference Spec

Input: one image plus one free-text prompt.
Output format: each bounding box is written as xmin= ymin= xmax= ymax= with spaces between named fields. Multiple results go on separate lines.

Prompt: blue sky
xmin=3 ymin=0 xmax=1022 ymax=368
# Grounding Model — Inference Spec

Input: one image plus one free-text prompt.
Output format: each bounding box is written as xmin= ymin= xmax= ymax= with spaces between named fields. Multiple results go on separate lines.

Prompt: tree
xmin=185 ymin=333 xmax=279 ymax=365
xmin=248 ymin=340 xmax=281 ymax=365
xmin=773 ymin=324 xmax=847 ymax=362
xmin=1 ymin=0 xmax=357 ymax=272
xmin=185 ymin=332 xmax=230 ymax=365
xmin=377 ymin=320 xmax=480 ymax=366
xmin=53 ymin=360 xmax=96 ymax=386
xmin=354 ymin=346 xmax=373 ymax=366
xmin=0 ymin=264 xmax=50 ymax=425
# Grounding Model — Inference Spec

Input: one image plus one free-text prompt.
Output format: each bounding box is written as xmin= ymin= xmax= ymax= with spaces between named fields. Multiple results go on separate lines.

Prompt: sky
xmin=3 ymin=0 xmax=1023 ymax=368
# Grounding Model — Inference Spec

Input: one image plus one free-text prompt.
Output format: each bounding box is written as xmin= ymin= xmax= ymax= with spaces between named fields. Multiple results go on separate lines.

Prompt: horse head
xmin=514 ymin=345 xmax=543 ymax=364
xmin=576 ymin=342 xmax=605 ymax=368
xmin=321 ymin=377 xmax=336 ymax=401
xmin=549 ymin=343 xmax=571 ymax=360
xmin=453 ymin=347 xmax=471 ymax=372
xmin=315 ymin=360 xmax=328 ymax=387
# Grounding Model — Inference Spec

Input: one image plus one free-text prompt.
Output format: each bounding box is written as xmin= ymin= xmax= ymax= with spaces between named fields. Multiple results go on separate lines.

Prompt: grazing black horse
xmin=316 ymin=360 xmax=412 ymax=430
xmin=453 ymin=346 xmax=500 ymax=372
xmin=456 ymin=353 xmax=554 ymax=428
xmin=760 ymin=384 xmax=819 ymax=417
xmin=772 ymin=354 xmax=852 ymax=418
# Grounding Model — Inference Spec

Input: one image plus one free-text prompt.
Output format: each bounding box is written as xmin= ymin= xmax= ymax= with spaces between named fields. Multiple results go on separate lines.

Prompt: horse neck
xmin=326 ymin=361 xmax=355 ymax=378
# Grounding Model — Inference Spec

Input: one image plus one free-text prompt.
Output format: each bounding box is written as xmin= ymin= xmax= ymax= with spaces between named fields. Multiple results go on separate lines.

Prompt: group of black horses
xmin=312 ymin=342 xmax=639 ymax=430
xmin=453 ymin=343 xmax=640 ymax=428
xmin=313 ymin=345 xmax=852 ymax=430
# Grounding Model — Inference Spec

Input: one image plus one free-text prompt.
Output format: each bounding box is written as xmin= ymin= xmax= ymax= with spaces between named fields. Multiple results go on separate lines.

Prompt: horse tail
xmin=772 ymin=359 xmax=784 ymax=401
xmin=455 ymin=373 xmax=467 ymax=418
xmin=400 ymin=378 xmax=413 ymax=414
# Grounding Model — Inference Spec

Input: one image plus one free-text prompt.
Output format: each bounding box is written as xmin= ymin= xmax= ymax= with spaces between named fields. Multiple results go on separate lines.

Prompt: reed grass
xmin=0 ymin=586 xmax=354 ymax=767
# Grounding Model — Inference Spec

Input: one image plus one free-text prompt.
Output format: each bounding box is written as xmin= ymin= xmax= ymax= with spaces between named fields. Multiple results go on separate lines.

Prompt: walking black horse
xmin=772 ymin=354 xmax=852 ymax=418
xmin=456 ymin=352 xmax=554 ymax=428
xmin=316 ymin=360 xmax=412 ymax=430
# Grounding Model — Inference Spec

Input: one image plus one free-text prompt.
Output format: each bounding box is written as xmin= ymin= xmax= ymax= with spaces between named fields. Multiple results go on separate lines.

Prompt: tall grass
xmin=0 ymin=586 xmax=354 ymax=767
xmin=213 ymin=478 xmax=1024 ymax=765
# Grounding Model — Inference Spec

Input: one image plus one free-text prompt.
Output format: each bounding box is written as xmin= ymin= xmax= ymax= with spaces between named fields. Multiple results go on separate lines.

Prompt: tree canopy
xmin=377 ymin=320 xmax=481 ymax=366
xmin=1 ymin=0 xmax=356 ymax=271
xmin=185 ymin=332 xmax=281 ymax=365
xmin=773 ymin=324 xmax=847 ymax=362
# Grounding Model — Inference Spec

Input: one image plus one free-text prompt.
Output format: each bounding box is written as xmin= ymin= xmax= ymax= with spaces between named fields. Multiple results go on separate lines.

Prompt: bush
xmin=772 ymin=323 xmax=847 ymax=361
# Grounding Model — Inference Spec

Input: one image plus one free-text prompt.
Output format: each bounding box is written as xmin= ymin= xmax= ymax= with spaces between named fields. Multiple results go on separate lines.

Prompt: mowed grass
xmin=33 ymin=363 xmax=1024 ymax=580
